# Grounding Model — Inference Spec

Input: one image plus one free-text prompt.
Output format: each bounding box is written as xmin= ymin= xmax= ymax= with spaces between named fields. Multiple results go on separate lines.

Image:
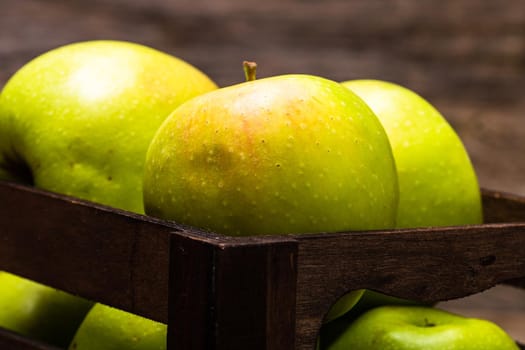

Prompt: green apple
xmin=350 ymin=289 xmax=431 ymax=314
xmin=0 ymin=272 xmax=93 ymax=348
xmin=338 ymin=80 xmax=483 ymax=316
xmin=341 ymin=79 xmax=482 ymax=228
xmin=324 ymin=305 xmax=519 ymax=350
xmin=321 ymin=289 xmax=429 ymax=345
xmin=324 ymin=289 xmax=366 ymax=323
xmin=143 ymin=73 xmax=399 ymax=236
xmin=0 ymin=39 xmax=217 ymax=214
xmin=68 ymin=303 xmax=167 ymax=350
xmin=0 ymin=40 xmax=216 ymax=345
xmin=143 ymin=71 xmax=399 ymax=324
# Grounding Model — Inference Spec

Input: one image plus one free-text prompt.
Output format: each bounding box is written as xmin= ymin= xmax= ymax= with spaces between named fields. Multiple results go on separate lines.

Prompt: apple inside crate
xmin=1 ymin=181 xmax=525 ymax=350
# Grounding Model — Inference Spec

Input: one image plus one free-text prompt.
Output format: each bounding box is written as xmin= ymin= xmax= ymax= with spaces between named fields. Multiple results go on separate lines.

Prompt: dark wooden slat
xmin=483 ymin=188 xmax=525 ymax=223
xmin=214 ymin=239 xmax=297 ymax=350
xmin=168 ymin=231 xmax=216 ymax=349
xmin=0 ymin=181 xmax=174 ymax=323
xmin=2 ymin=182 xmax=525 ymax=349
xmin=0 ymin=328 xmax=61 ymax=350
xmin=293 ymin=224 xmax=525 ymax=349
xmin=174 ymin=190 xmax=525 ymax=350
xmin=169 ymin=231 xmax=298 ymax=350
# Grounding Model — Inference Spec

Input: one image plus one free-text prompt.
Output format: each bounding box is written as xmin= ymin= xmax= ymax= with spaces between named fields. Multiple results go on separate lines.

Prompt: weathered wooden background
xmin=1 ymin=0 xmax=525 ymax=344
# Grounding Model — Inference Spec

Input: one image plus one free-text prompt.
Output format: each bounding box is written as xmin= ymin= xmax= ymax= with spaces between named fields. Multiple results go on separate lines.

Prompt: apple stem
xmin=243 ymin=61 xmax=257 ymax=82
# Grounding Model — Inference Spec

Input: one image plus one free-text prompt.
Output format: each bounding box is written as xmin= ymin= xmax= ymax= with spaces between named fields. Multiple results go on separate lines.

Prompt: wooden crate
xmin=1 ymin=180 xmax=525 ymax=350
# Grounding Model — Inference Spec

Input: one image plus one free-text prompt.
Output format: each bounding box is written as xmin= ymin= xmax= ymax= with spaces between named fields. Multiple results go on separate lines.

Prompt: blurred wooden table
xmin=1 ymin=0 xmax=524 ymax=343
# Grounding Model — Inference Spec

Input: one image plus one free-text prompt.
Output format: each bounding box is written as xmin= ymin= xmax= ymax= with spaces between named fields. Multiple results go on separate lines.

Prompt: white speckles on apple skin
xmin=144 ymin=74 xmax=398 ymax=236
xmin=2 ymin=41 xmax=218 ymax=215
xmin=343 ymin=79 xmax=482 ymax=229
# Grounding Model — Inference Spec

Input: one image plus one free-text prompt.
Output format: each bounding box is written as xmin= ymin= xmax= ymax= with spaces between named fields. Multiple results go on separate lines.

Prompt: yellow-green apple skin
xmin=0 ymin=40 xmax=216 ymax=345
xmin=342 ymin=79 xmax=482 ymax=229
xmin=0 ymin=272 xmax=93 ymax=348
xmin=324 ymin=289 xmax=365 ymax=323
xmin=144 ymin=74 xmax=398 ymax=322
xmin=324 ymin=305 xmax=519 ymax=350
xmin=340 ymin=79 xmax=483 ymax=316
xmin=0 ymin=40 xmax=217 ymax=214
xmin=349 ymin=288 xmax=431 ymax=315
xmin=144 ymin=74 xmax=399 ymax=236
xmin=68 ymin=303 xmax=166 ymax=350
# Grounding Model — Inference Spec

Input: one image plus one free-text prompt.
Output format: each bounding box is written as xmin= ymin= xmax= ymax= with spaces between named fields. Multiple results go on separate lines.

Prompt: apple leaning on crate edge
xmin=0 ymin=40 xmax=217 ymax=347
xmin=143 ymin=61 xmax=401 ymax=320
xmin=323 ymin=305 xmax=520 ymax=350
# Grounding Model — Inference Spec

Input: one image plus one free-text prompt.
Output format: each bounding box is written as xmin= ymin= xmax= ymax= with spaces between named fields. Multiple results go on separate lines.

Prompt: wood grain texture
xmin=0 ymin=182 xmax=174 ymax=323
xmin=169 ymin=231 xmax=298 ymax=350
xmin=2 ymin=181 xmax=525 ymax=349
xmin=294 ymin=223 xmax=525 ymax=349
xmin=483 ymin=189 xmax=525 ymax=223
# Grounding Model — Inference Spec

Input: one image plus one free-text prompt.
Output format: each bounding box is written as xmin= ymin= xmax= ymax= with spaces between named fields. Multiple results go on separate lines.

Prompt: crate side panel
xmin=294 ymin=224 xmax=525 ymax=350
xmin=0 ymin=182 xmax=171 ymax=322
